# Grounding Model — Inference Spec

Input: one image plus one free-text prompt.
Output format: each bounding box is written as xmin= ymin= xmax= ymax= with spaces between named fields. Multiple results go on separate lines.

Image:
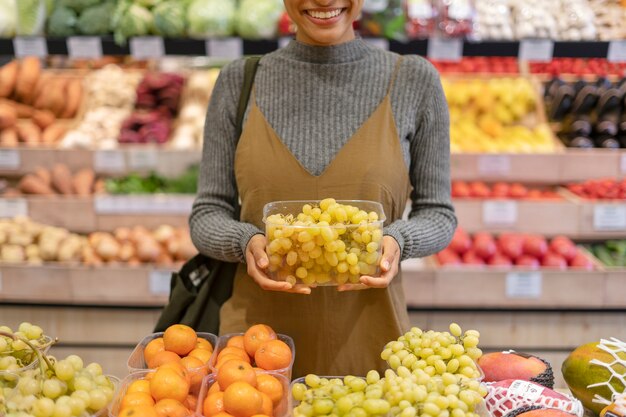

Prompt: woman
xmin=190 ymin=0 xmax=456 ymax=377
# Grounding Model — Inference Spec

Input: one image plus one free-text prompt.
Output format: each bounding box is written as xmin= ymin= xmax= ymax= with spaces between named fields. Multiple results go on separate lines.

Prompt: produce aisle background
xmin=1 ymin=0 xmax=626 ymax=392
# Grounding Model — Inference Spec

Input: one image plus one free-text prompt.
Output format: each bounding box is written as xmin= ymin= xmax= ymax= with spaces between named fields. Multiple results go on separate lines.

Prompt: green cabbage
xmin=47 ymin=5 xmax=78 ymax=36
xmin=112 ymin=0 xmax=154 ymax=45
xmin=236 ymin=0 xmax=284 ymax=40
xmin=0 ymin=0 xmax=16 ymax=38
xmin=187 ymin=0 xmax=236 ymax=38
xmin=58 ymin=0 xmax=100 ymax=13
xmin=77 ymin=1 xmax=115 ymax=35
xmin=153 ymin=1 xmax=187 ymax=38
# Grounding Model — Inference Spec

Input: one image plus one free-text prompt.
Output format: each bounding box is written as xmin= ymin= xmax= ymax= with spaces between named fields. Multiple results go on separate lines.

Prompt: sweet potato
xmin=72 ymin=168 xmax=94 ymax=196
xmin=48 ymin=79 xmax=68 ymax=117
xmin=15 ymin=122 xmax=42 ymax=147
xmin=18 ymin=174 xmax=54 ymax=195
xmin=93 ymin=179 xmax=106 ymax=194
xmin=15 ymin=57 xmax=41 ymax=103
xmin=30 ymin=73 xmax=51 ymax=107
xmin=33 ymin=167 xmax=51 ymax=186
xmin=0 ymin=61 xmax=18 ymax=98
xmin=61 ymin=79 xmax=83 ymax=119
xmin=41 ymin=122 xmax=68 ymax=145
xmin=51 ymin=164 xmax=74 ymax=195
xmin=13 ymin=101 xmax=34 ymax=118
xmin=0 ymin=129 xmax=18 ymax=147
xmin=0 ymin=102 xmax=17 ymax=129
xmin=32 ymin=110 xmax=56 ymax=130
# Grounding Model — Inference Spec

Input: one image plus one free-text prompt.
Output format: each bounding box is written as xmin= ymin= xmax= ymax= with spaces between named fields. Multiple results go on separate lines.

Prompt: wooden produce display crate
xmin=0 ymin=263 xmax=171 ymax=305
xmin=559 ymin=188 xmax=626 ymax=239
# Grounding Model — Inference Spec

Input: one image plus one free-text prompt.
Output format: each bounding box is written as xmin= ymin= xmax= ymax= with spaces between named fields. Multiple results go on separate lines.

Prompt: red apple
xmin=462 ymin=249 xmax=485 ymax=265
xmin=437 ymin=248 xmax=461 ymax=266
xmin=469 ymin=181 xmax=491 ymax=198
xmin=516 ymin=255 xmax=540 ymax=269
xmin=523 ymin=235 xmax=548 ymax=258
xmin=498 ymin=233 xmax=525 ymax=259
xmin=492 ymin=182 xmax=510 ymax=198
xmin=569 ymin=252 xmax=593 ymax=270
xmin=451 ymin=181 xmax=471 ymax=198
xmin=488 ymin=253 xmax=513 ymax=267
xmin=474 ymin=233 xmax=497 ymax=260
xmin=449 ymin=228 xmax=471 ymax=255
xmin=549 ymin=236 xmax=577 ymax=261
xmin=509 ymin=183 xmax=529 ymax=199
xmin=541 ymin=251 xmax=568 ymax=269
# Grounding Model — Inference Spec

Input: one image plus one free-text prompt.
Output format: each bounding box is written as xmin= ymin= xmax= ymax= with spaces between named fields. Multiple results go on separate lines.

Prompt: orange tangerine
xmin=149 ymin=351 xmax=181 ymax=369
xmin=216 ymin=360 xmax=257 ymax=390
xmin=121 ymin=392 xmax=155 ymax=410
xmin=256 ymin=374 xmax=283 ymax=407
xmin=226 ymin=336 xmax=245 ymax=350
xmin=149 ymin=368 xmax=190 ymax=403
xmin=243 ymin=325 xmax=276 ymax=358
xmin=144 ymin=338 xmax=165 ymax=368
xmin=188 ymin=348 xmax=212 ymax=365
xmin=163 ymin=324 xmax=197 ymax=356
xmin=154 ymin=399 xmax=189 ymax=417
xmin=203 ymin=391 xmax=225 ymax=417
xmin=126 ymin=379 xmax=151 ymax=395
xmin=119 ymin=405 xmax=159 ymax=417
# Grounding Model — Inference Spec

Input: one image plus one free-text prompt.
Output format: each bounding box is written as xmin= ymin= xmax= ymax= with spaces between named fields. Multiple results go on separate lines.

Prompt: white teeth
xmin=307 ymin=9 xmax=342 ymax=19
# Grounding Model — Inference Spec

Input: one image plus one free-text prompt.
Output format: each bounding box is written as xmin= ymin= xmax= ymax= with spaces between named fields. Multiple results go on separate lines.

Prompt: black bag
xmin=154 ymin=56 xmax=261 ymax=334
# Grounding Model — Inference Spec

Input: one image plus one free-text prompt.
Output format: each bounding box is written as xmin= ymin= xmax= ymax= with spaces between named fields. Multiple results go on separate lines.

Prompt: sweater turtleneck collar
xmin=279 ymin=38 xmax=372 ymax=64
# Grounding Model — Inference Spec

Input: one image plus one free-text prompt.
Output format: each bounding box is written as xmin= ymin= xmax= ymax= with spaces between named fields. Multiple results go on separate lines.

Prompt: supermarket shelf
xmin=0 ymin=37 xmax=618 ymax=58
xmin=402 ymin=266 xmax=622 ymax=309
xmin=0 ymin=264 xmax=170 ymax=305
xmin=0 ymin=196 xmax=193 ymax=233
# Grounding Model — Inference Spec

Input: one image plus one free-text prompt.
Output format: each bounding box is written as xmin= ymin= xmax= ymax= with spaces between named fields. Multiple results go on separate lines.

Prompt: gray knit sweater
xmin=189 ymin=39 xmax=456 ymax=263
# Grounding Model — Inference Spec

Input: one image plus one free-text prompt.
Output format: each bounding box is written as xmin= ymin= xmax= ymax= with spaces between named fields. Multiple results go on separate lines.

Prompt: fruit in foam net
xmin=0 ymin=323 xmax=116 ymax=417
xmin=442 ymin=77 xmax=556 ymax=153
xmin=292 ymin=323 xmax=487 ymax=417
xmin=478 ymin=352 xmax=553 ymax=388
xmin=517 ymin=409 xmax=578 ymax=417
xmin=265 ymin=198 xmax=384 ymax=285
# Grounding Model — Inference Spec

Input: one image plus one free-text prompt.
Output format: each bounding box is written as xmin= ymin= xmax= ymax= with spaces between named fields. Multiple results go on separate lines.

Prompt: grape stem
xmin=0 ymin=331 xmax=56 ymax=377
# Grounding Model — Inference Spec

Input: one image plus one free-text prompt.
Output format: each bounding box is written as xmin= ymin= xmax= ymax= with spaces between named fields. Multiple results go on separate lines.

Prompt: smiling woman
xmin=283 ymin=0 xmax=364 ymax=45
xmin=190 ymin=0 xmax=456 ymax=377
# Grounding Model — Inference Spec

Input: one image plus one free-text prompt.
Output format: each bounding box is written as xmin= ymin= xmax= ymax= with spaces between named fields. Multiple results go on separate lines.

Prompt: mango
xmin=478 ymin=352 xmax=553 ymax=387
xmin=562 ymin=342 xmax=626 ymax=416
xmin=518 ymin=409 xmax=577 ymax=417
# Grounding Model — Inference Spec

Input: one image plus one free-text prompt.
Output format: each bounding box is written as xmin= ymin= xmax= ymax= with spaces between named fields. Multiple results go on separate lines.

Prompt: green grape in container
xmin=360 ymin=0 xmax=406 ymax=41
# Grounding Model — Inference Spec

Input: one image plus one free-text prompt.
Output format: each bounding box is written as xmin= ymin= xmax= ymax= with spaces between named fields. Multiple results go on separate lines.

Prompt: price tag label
xmin=0 ymin=149 xmax=20 ymax=170
xmin=149 ymin=270 xmax=172 ymax=295
xmin=364 ymin=38 xmax=390 ymax=51
xmin=278 ymin=37 xmax=292 ymax=49
xmin=95 ymin=196 xmax=194 ymax=214
xmin=67 ymin=37 xmax=103 ymax=59
xmin=620 ymin=153 xmax=626 ymax=174
xmin=483 ymin=201 xmax=518 ymax=226
xmin=128 ymin=148 xmax=158 ymax=170
xmin=506 ymin=271 xmax=542 ymax=299
xmin=13 ymin=37 xmax=47 ymax=57
xmin=0 ymin=199 xmax=28 ymax=218
xmin=93 ymin=150 xmax=126 ymax=173
xmin=593 ymin=204 xmax=626 ymax=231
xmin=518 ymin=39 xmax=554 ymax=62
xmin=130 ymin=37 xmax=165 ymax=59
xmin=607 ymin=40 xmax=626 ymax=63
xmin=207 ymin=38 xmax=243 ymax=59
xmin=508 ymin=380 xmax=545 ymax=401
xmin=427 ymin=38 xmax=463 ymax=62
xmin=478 ymin=155 xmax=511 ymax=176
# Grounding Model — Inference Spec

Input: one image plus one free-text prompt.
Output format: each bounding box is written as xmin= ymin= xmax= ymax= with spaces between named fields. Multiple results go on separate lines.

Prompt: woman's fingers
xmin=340 ymin=236 xmax=401 ymax=290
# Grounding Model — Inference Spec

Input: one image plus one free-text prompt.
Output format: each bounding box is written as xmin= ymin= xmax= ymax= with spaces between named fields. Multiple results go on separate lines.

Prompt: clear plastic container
xmin=209 ymin=333 xmax=295 ymax=380
xmin=196 ymin=372 xmax=290 ymax=417
xmin=127 ymin=332 xmax=218 ymax=374
xmin=263 ymin=200 xmax=386 ymax=286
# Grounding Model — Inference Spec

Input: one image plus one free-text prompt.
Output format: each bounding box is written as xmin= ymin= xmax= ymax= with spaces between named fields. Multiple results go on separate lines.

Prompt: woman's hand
xmin=338 ymin=236 xmax=401 ymax=292
xmin=245 ymin=234 xmax=312 ymax=295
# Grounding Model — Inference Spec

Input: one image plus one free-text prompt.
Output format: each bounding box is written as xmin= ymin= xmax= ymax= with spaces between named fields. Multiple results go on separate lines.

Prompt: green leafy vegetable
xmin=153 ymin=1 xmax=187 ymax=38
xmin=47 ymin=5 xmax=78 ymax=37
xmin=236 ymin=0 xmax=284 ymax=40
xmin=77 ymin=1 xmax=115 ymax=35
xmin=59 ymin=0 xmax=100 ymax=13
xmin=112 ymin=0 xmax=154 ymax=45
xmin=105 ymin=166 xmax=199 ymax=195
xmin=187 ymin=0 xmax=236 ymax=38
xmin=0 ymin=0 xmax=17 ymax=38
xmin=16 ymin=0 xmax=46 ymax=35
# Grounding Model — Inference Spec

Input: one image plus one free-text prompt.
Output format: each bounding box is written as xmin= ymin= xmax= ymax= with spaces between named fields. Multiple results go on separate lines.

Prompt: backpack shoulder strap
xmin=235 ymin=56 xmax=261 ymax=139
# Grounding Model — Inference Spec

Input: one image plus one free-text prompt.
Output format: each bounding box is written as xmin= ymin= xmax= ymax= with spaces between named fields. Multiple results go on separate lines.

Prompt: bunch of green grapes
xmin=292 ymin=374 xmax=391 ymax=417
xmin=1 ymin=323 xmax=50 ymax=368
xmin=265 ymin=198 xmax=384 ymax=285
xmin=381 ymin=324 xmax=483 ymax=380
xmin=1 ymin=354 xmax=115 ymax=417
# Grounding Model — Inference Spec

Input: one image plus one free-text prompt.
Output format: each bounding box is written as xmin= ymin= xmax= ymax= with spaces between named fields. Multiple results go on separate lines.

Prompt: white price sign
xmin=207 ymin=38 xmax=243 ymax=59
xmin=620 ymin=153 xmax=626 ymax=174
xmin=149 ymin=270 xmax=172 ymax=295
xmin=427 ymin=38 xmax=463 ymax=62
xmin=508 ymin=380 xmax=545 ymax=401
xmin=478 ymin=155 xmax=511 ymax=176
xmin=364 ymin=38 xmax=390 ymax=51
xmin=67 ymin=37 xmax=103 ymax=59
xmin=93 ymin=150 xmax=126 ymax=173
xmin=607 ymin=40 xmax=626 ymax=63
xmin=0 ymin=149 xmax=20 ymax=170
xmin=128 ymin=149 xmax=158 ymax=170
xmin=593 ymin=204 xmax=626 ymax=231
xmin=0 ymin=199 xmax=28 ymax=218
xmin=483 ymin=201 xmax=518 ymax=226
xmin=13 ymin=37 xmax=47 ymax=57
xmin=506 ymin=271 xmax=542 ymax=299
xmin=130 ymin=37 xmax=165 ymax=59
xmin=94 ymin=196 xmax=194 ymax=214
xmin=518 ymin=39 xmax=554 ymax=62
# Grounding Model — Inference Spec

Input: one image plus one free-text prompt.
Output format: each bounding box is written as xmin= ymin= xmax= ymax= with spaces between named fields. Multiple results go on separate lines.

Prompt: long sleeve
xmin=189 ymin=60 xmax=262 ymax=263
xmin=384 ymin=62 xmax=457 ymax=260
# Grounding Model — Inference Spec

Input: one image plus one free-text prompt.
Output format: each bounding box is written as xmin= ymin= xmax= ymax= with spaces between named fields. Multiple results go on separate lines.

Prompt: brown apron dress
xmin=220 ymin=56 xmax=412 ymax=378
